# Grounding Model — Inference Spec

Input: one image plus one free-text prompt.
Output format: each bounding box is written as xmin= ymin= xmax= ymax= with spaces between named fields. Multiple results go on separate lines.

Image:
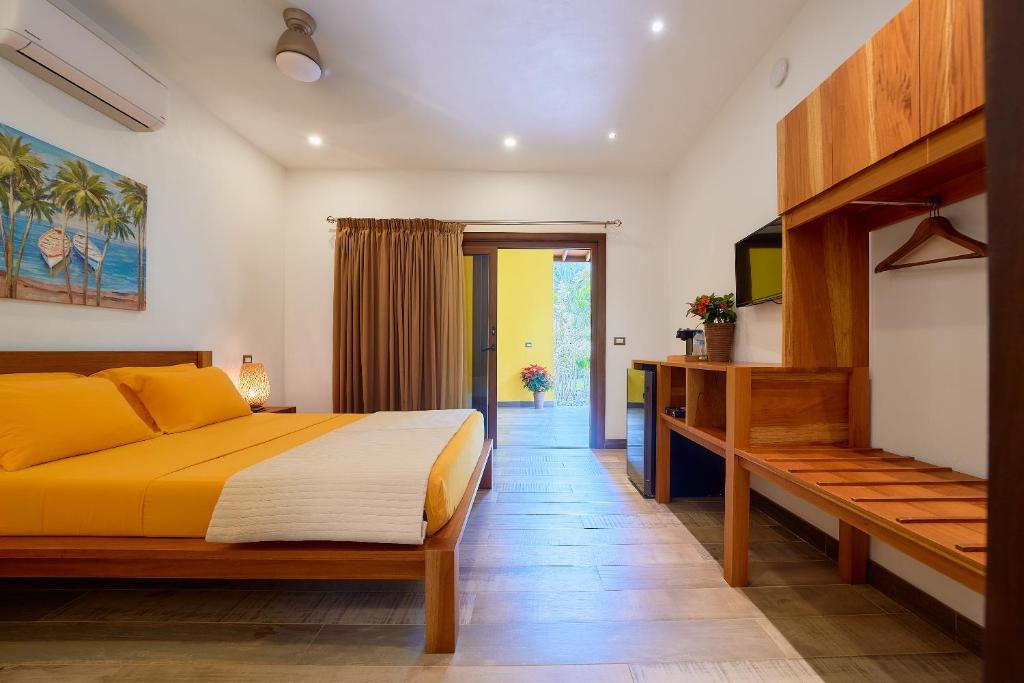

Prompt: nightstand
xmin=255 ymin=406 xmax=296 ymax=414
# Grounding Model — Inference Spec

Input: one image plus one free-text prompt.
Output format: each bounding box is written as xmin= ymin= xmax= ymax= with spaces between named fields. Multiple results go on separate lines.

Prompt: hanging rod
xmin=326 ymin=216 xmax=621 ymax=228
xmin=850 ymin=199 xmax=937 ymax=207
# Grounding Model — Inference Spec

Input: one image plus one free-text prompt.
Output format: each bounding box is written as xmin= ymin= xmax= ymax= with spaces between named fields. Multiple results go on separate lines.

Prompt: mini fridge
xmin=626 ymin=365 xmax=657 ymax=497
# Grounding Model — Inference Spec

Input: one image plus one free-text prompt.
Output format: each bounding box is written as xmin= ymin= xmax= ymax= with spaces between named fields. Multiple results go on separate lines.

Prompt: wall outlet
xmin=613 ymin=337 xmax=626 ymax=346
xmin=525 ymin=341 xmax=533 ymax=348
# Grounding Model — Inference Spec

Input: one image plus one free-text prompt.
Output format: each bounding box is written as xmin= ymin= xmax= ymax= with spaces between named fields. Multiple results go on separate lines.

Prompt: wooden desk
xmin=641 ymin=359 xmax=869 ymax=585
xmin=650 ymin=360 xmax=864 ymax=504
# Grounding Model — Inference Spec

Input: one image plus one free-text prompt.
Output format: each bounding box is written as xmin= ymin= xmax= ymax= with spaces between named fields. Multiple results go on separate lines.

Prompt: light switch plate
xmin=613 ymin=337 xmax=626 ymax=346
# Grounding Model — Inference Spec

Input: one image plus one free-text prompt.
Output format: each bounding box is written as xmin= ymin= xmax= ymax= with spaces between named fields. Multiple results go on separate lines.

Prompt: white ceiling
xmin=68 ymin=0 xmax=805 ymax=172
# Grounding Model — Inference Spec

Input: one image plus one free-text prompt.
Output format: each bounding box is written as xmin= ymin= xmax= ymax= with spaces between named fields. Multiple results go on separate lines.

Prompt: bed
xmin=0 ymin=350 xmax=492 ymax=653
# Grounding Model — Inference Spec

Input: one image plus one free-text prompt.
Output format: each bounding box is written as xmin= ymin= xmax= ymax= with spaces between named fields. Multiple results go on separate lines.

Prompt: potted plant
xmin=686 ymin=293 xmax=737 ymax=362
xmin=520 ymin=364 xmax=554 ymax=409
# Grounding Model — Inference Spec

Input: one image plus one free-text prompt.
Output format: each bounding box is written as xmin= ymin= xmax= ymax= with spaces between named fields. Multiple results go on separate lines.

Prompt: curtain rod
xmin=326 ymin=216 xmax=621 ymax=228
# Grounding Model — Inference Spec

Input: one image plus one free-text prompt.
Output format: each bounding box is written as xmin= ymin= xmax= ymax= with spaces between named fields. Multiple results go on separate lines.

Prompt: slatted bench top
xmin=735 ymin=446 xmax=986 ymax=592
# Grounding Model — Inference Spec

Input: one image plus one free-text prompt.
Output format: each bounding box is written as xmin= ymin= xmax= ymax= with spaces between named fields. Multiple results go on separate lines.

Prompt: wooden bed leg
xmin=424 ymin=547 xmax=459 ymax=653
xmin=723 ymin=455 xmax=750 ymax=587
xmin=480 ymin=446 xmax=493 ymax=490
xmin=838 ymin=520 xmax=869 ymax=584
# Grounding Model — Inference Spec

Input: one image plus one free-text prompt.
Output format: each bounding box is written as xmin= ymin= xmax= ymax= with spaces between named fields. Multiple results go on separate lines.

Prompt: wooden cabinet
xmin=777 ymin=0 xmax=985 ymax=214
xmin=777 ymin=81 xmax=833 ymax=213
xmin=920 ymin=0 xmax=985 ymax=135
xmin=831 ymin=2 xmax=920 ymax=181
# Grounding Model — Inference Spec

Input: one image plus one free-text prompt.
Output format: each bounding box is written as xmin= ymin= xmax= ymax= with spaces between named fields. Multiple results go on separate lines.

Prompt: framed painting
xmin=0 ymin=123 xmax=147 ymax=310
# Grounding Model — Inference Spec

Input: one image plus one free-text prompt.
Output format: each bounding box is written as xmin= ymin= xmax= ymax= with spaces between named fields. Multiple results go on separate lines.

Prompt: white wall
xmin=0 ymin=62 xmax=287 ymax=400
xmin=666 ymin=0 xmax=987 ymax=623
xmin=281 ymin=170 xmax=669 ymax=440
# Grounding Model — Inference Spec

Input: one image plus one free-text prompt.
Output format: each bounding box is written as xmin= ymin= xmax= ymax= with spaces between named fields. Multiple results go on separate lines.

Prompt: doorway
xmin=496 ymin=248 xmax=592 ymax=448
xmin=462 ymin=232 xmax=607 ymax=449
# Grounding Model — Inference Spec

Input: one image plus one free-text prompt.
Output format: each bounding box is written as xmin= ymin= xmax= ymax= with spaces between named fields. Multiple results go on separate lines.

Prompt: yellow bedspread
xmin=0 ymin=412 xmax=484 ymax=538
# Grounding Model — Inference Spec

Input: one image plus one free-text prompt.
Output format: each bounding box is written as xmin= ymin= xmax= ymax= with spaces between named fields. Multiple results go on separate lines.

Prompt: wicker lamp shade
xmin=238 ymin=362 xmax=271 ymax=408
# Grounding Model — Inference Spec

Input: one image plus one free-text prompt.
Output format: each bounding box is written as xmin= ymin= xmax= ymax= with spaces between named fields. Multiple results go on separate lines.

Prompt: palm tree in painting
xmin=11 ymin=180 xmax=57 ymax=299
xmin=0 ymin=132 xmax=46 ymax=297
xmin=54 ymin=159 xmax=109 ymax=305
xmin=93 ymin=198 xmax=134 ymax=306
xmin=52 ymin=177 xmax=78 ymax=304
xmin=114 ymin=176 xmax=147 ymax=309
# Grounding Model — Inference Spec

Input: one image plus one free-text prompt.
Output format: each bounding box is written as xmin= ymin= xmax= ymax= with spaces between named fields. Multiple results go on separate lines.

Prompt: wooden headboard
xmin=0 ymin=351 xmax=213 ymax=375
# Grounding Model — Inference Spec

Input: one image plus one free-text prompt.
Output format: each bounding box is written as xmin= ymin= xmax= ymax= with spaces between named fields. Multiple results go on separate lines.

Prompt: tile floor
xmin=0 ymin=448 xmax=982 ymax=681
xmin=497 ymin=405 xmax=589 ymax=448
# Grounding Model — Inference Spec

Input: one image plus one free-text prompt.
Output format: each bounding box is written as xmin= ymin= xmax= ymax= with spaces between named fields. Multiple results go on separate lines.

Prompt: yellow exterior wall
xmin=497 ymin=249 xmax=553 ymax=401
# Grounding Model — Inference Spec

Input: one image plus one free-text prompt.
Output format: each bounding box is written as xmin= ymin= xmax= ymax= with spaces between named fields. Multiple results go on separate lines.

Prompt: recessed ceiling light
xmin=503 ymin=136 xmax=518 ymax=149
xmin=607 ymin=131 xmax=617 ymax=140
xmin=650 ymin=18 xmax=665 ymax=34
xmin=307 ymin=133 xmax=323 ymax=146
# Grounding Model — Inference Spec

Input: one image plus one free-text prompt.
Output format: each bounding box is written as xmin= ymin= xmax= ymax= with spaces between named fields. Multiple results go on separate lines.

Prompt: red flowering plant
xmin=686 ymin=293 xmax=737 ymax=324
xmin=520 ymin=364 xmax=554 ymax=393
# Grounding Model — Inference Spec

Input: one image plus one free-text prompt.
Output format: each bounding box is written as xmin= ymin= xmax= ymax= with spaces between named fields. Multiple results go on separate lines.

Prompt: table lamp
xmin=238 ymin=356 xmax=271 ymax=410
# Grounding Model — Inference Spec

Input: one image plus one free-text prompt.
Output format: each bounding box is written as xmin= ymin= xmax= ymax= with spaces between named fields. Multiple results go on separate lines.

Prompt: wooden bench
xmin=724 ymin=446 xmax=986 ymax=593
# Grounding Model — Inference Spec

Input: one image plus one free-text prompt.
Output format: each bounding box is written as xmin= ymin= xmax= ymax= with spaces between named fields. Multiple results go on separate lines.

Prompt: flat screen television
xmin=735 ymin=218 xmax=783 ymax=307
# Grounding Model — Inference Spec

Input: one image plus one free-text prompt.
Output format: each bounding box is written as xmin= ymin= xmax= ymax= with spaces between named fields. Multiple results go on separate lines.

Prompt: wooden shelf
xmin=658 ymin=360 xmax=782 ymax=372
xmin=653 ymin=361 xmax=865 ymax=503
xmin=659 ymin=413 xmax=726 ymax=457
xmin=784 ymin=112 xmax=985 ymax=232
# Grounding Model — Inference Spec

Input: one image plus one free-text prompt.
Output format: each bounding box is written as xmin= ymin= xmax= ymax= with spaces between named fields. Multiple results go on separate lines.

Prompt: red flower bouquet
xmin=520 ymin=364 xmax=554 ymax=393
xmin=686 ymin=293 xmax=737 ymax=324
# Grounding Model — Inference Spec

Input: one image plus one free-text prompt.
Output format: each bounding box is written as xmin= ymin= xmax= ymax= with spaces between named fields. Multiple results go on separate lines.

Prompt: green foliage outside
xmin=553 ymin=261 xmax=591 ymax=406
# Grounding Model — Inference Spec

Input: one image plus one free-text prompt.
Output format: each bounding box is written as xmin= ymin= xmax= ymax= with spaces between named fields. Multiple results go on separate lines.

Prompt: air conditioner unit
xmin=0 ymin=0 xmax=167 ymax=131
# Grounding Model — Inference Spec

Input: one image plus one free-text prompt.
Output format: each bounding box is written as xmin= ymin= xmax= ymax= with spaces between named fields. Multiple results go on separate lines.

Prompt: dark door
xmin=463 ymin=247 xmax=498 ymax=445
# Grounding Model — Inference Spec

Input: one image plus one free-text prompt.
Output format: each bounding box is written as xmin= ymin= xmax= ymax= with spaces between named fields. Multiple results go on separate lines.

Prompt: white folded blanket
xmin=205 ymin=409 xmax=475 ymax=545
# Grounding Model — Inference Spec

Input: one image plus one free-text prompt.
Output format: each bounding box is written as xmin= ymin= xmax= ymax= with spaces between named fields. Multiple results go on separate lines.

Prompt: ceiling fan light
xmin=276 ymin=50 xmax=321 ymax=82
xmin=275 ymin=8 xmax=322 ymax=83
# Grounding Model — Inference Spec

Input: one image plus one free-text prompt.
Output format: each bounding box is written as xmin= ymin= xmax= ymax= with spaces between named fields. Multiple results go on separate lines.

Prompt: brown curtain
xmin=332 ymin=218 xmax=465 ymax=413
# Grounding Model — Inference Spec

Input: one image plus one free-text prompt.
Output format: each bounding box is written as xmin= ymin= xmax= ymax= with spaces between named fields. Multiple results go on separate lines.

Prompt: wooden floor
xmin=0 ymin=448 xmax=981 ymax=681
xmin=497 ymin=405 xmax=589 ymax=448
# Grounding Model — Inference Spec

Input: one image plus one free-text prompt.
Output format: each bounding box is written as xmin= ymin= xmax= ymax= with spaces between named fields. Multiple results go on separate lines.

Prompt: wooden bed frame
xmin=0 ymin=351 xmax=493 ymax=653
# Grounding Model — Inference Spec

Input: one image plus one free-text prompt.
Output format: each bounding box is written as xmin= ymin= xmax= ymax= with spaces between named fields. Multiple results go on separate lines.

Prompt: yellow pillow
xmin=0 ymin=372 xmax=83 ymax=383
xmin=0 ymin=377 xmax=156 ymax=471
xmin=92 ymin=364 xmax=197 ymax=432
xmin=134 ymin=366 xmax=251 ymax=434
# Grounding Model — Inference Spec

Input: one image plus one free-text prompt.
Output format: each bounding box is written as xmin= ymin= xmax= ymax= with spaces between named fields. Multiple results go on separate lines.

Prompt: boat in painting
xmin=72 ymin=232 xmax=103 ymax=270
xmin=37 ymin=229 xmax=72 ymax=275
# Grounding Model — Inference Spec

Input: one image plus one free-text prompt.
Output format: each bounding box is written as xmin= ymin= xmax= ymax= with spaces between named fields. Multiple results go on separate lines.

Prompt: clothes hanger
xmin=874 ymin=202 xmax=988 ymax=273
